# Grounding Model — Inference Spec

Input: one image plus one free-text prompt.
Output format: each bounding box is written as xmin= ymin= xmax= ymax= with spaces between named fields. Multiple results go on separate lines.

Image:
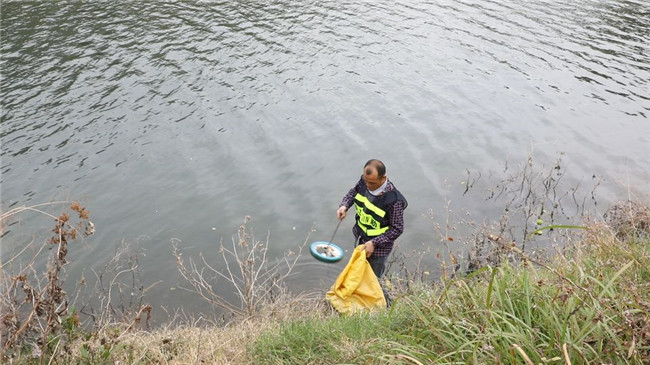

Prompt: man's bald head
xmin=363 ymin=159 xmax=387 ymax=191
xmin=364 ymin=159 xmax=386 ymax=178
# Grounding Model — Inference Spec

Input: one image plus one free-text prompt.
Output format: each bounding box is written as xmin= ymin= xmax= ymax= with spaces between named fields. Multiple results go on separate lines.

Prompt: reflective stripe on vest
xmin=354 ymin=193 xmax=389 ymax=237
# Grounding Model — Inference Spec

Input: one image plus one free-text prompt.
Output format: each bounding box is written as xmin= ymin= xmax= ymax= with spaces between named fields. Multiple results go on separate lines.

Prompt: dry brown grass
xmin=604 ymin=200 xmax=650 ymax=241
xmin=69 ymin=291 xmax=332 ymax=364
xmin=94 ymin=321 xmax=261 ymax=364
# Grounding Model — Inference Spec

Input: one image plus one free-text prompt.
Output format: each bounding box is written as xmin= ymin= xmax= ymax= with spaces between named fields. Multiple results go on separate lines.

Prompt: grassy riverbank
xmin=2 ymin=199 xmax=649 ymax=364
xmin=59 ymin=222 xmax=649 ymax=364
xmin=251 ymin=223 xmax=649 ymax=364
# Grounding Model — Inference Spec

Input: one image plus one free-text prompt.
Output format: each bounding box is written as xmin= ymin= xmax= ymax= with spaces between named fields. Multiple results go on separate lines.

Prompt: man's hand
xmin=336 ymin=206 xmax=347 ymax=220
xmin=364 ymin=240 xmax=374 ymax=257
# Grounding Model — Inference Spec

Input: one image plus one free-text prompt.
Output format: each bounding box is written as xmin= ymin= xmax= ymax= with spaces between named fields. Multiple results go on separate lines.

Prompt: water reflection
xmin=1 ymin=0 xmax=648 ymax=319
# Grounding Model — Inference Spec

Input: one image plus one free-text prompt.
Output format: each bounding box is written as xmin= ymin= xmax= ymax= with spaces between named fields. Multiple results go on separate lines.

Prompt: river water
xmin=2 ymin=0 xmax=649 ymax=319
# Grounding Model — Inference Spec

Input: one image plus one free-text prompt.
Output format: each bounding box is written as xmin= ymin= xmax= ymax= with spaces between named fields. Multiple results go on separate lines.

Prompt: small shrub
xmin=1 ymin=202 xmax=94 ymax=362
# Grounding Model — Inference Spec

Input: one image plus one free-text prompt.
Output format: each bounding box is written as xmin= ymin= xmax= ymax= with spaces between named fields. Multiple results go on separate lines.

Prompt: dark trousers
xmin=356 ymin=237 xmax=388 ymax=278
xmin=367 ymin=254 xmax=387 ymax=279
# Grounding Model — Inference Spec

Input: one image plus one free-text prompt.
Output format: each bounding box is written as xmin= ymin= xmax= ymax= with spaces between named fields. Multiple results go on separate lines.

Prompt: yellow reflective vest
xmin=353 ymin=185 xmax=407 ymax=240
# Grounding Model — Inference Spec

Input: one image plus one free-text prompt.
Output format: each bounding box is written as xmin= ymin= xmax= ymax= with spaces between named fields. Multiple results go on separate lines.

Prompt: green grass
xmin=250 ymin=225 xmax=650 ymax=364
xmin=249 ymin=307 xmax=413 ymax=364
xmin=11 ymin=224 xmax=647 ymax=364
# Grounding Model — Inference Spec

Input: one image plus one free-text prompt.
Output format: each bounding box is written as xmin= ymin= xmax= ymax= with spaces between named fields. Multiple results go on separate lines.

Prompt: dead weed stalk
xmin=172 ymin=216 xmax=311 ymax=319
xmin=446 ymin=154 xmax=600 ymax=276
xmin=1 ymin=202 xmax=94 ymax=363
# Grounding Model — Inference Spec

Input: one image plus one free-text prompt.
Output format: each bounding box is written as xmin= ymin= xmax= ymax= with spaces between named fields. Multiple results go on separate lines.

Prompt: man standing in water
xmin=336 ymin=159 xmax=407 ymax=283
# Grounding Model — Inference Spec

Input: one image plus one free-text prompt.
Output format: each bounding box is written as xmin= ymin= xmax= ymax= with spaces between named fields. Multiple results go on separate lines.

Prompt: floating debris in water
xmin=84 ymin=221 xmax=95 ymax=236
xmin=315 ymin=244 xmax=340 ymax=257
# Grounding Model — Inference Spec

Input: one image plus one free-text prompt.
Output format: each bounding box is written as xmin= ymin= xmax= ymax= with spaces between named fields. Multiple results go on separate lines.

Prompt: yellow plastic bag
xmin=326 ymin=245 xmax=386 ymax=313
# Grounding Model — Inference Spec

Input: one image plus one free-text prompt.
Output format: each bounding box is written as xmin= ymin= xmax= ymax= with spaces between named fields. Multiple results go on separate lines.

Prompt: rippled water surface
xmin=2 ymin=0 xmax=649 ymax=317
